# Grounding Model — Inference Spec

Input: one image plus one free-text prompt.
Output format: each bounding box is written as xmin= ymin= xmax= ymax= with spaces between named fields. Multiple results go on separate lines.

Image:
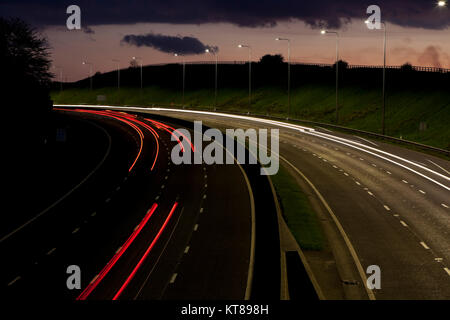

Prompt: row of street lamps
xmin=76 ymin=1 xmax=446 ymax=131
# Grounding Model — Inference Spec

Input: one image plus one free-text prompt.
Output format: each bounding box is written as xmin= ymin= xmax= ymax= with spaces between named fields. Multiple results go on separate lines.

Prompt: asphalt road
xmin=85 ymin=106 xmax=450 ymax=300
xmin=2 ymin=109 xmax=257 ymax=300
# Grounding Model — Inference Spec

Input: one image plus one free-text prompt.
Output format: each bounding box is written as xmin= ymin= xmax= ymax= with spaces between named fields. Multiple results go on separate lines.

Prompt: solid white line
xmin=427 ymin=159 xmax=450 ymax=176
xmin=420 ymin=242 xmax=430 ymax=250
xmin=383 ymin=205 xmax=391 ymax=211
xmin=353 ymin=136 xmax=379 ymax=147
xmin=400 ymin=221 xmax=408 ymax=227
xmin=169 ymin=273 xmax=178 ymax=284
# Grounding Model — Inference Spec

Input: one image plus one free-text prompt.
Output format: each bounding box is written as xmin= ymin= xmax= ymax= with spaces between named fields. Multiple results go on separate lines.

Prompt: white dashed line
xmin=105 ymin=198 xmax=111 ymax=203
xmin=199 ymin=208 xmax=204 ymax=213
xmin=371 ymin=164 xmax=377 ymax=167
xmin=184 ymin=246 xmax=190 ymax=254
xmin=359 ymin=158 xmax=364 ymax=161
xmin=355 ymin=181 xmax=361 ymax=186
xmin=444 ymin=268 xmax=450 ymax=276
xmin=8 ymin=276 xmax=21 ymax=286
xmin=116 ymin=186 xmax=120 ymax=191
xmin=383 ymin=205 xmax=391 ymax=211
xmin=161 ymin=185 xmax=165 ymax=189
xmin=193 ymin=224 xmax=199 ymax=231
xmin=367 ymin=191 xmax=374 ymax=196
xmin=400 ymin=221 xmax=408 ymax=227
xmin=420 ymin=242 xmax=430 ymax=250
xmin=155 ymin=195 xmax=160 ymax=201
xmin=332 ymin=165 xmax=338 ymax=169
xmin=91 ymin=212 xmax=97 ymax=217
xmin=402 ymin=180 xmax=408 ymax=184
xmin=386 ymin=171 xmax=392 ymax=175
xmin=419 ymin=190 xmax=426 ymax=194
xmin=203 ymin=194 xmax=207 ymax=199
xmin=46 ymin=248 xmax=56 ymax=255
xmin=344 ymin=172 xmax=349 ymax=176
xmin=435 ymin=257 xmax=443 ymax=262
xmin=165 ymin=176 xmax=168 ymax=180
xmin=72 ymin=227 xmax=80 ymax=234
xmin=170 ymin=273 xmax=178 ymax=284
xmin=441 ymin=203 xmax=449 ymax=209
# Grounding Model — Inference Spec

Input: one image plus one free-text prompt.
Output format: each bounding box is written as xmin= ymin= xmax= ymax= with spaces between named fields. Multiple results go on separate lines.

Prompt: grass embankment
xmin=52 ymin=85 xmax=450 ymax=150
xmin=271 ymin=165 xmax=324 ymax=251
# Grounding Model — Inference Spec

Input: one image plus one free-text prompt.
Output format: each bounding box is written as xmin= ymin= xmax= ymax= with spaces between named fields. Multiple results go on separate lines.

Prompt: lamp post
xmin=112 ymin=59 xmax=120 ymax=90
xmin=82 ymin=61 xmax=93 ymax=90
xmin=205 ymin=49 xmax=218 ymax=110
xmin=174 ymin=53 xmax=185 ymax=106
xmin=365 ymin=20 xmax=387 ymax=135
xmin=132 ymin=56 xmax=143 ymax=90
xmin=321 ymin=30 xmax=339 ymax=123
xmin=238 ymin=44 xmax=252 ymax=111
xmin=276 ymin=37 xmax=291 ymax=119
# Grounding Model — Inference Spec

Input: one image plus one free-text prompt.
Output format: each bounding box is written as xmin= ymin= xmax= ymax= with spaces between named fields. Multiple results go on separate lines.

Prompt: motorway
xmin=2 ymin=108 xmax=256 ymax=300
xmin=62 ymin=105 xmax=450 ymax=300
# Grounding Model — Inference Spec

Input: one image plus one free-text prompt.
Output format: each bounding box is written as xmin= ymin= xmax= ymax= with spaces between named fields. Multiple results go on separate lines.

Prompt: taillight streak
xmin=112 ymin=202 xmax=179 ymax=300
xmin=76 ymin=203 xmax=158 ymax=300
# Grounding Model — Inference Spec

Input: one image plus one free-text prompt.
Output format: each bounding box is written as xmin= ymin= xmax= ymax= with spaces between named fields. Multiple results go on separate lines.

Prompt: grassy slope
xmin=271 ymin=165 xmax=324 ymax=250
xmin=52 ymin=85 xmax=450 ymax=149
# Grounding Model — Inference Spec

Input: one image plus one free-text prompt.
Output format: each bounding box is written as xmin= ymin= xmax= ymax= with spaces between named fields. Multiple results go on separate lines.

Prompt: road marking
xmin=359 ymin=158 xmax=364 ymax=161
xmin=333 ymin=165 xmax=338 ymax=169
xmin=386 ymin=171 xmax=392 ymax=175
xmin=204 ymin=174 xmax=208 ymax=179
xmin=355 ymin=181 xmax=361 ymax=185
xmin=393 ymin=214 xmax=399 ymax=217
xmin=353 ymin=136 xmax=379 ymax=147
xmin=116 ymin=246 xmax=123 ymax=254
xmin=169 ymin=273 xmax=178 ymax=284
xmin=402 ymin=180 xmax=408 ymax=184
xmin=427 ymin=159 xmax=450 ymax=176
xmin=167 ymin=168 xmax=170 ymax=172
xmin=8 ymin=276 xmax=21 ymax=286
xmin=435 ymin=258 xmax=443 ymax=262
xmin=419 ymin=190 xmax=426 ymax=194
xmin=155 ymin=195 xmax=160 ymax=200
xmin=322 ymin=159 xmax=327 ymax=162
xmin=383 ymin=205 xmax=390 ymax=211
xmin=371 ymin=164 xmax=377 ymax=167
xmin=184 ymin=246 xmax=190 ymax=254
xmin=161 ymin=185 xmax=165 ymax=189
xmin=204 ymin=184 xmax=208 ymax=188
xmin=444 ymin=268 xmax=450 ymax=276
xmin=193 ymin=224 xmax=199 ymax=231
xmin=105 ymin=198 xmax=111 ymax=203
xmin=203 ymin=194 xmax=207 ymax=199
xmin=441 ymin=203 xmax=449 ymax=209
xmin=46 ymin=248 xmax=56 ymax=255
xmin=199 ymin=208 xmax=204 ymax=213
xmin=91 ymin=212 xmax=97 ymax=217
xmin=420 ymin=242 xmax=430 ymax=250
xmin=400 ymin=221 xmax=408 ymax=227
xmin=367 ymin=191 xmax=374 ymax=196
xmin=116 ymin=186 xmax=120 ymax=191
xmin=165 ymin=176 xmax=168 ymax=180
xmin=344 ymin=172 xmax=349 ymax=176
xmin=72 ymin=227 xmax=80 ymax=234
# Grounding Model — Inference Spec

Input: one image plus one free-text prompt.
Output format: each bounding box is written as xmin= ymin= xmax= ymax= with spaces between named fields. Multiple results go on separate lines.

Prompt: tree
xmin=400 ymin=62 xmax=414 ymax=72
xmin=0 ymin=17 xmax=52 ymax=114
xmin=259 ymin=54 xmax=284 ymax=65
xmin=129 ymin=59 xmax=139 ymax=68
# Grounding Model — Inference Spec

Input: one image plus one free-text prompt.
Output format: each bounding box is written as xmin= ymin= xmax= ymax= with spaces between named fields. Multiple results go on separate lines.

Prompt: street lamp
xmin=174 ymin=53 xmax=185 ymax=106
xmin=132 ymin=56 xmax=143 ymax=90
xmin=276 ymin=37 xmax=291 ymax=119
xmin=238 ymin=44 xmax=252 ymax=111
xmin=320 ymin=30 xmax=339 ymax=123
xmin=82 ymin=61 xmax=93 ymax=90
xmin=437 ymin=1 xmax=446 ymax=7
xmin=205 ymin=49 xmax=218 ymax=110
xmin=54 ymin=66 xmax=63 ymax=92
xmin=112 ymin=59 xmax=120 ymax=90
xmin=365 ymin=20 xmax=387 ymax=135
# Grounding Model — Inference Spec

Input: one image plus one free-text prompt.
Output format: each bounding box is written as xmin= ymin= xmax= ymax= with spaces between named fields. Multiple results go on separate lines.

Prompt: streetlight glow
xmin=437 ymin=1 xmax=446 ymax=7
xmin=320 ymin=30 xmax=326 ymax=34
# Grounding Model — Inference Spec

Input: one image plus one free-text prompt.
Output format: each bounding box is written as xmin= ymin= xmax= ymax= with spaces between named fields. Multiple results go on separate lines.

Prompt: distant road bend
xmin=56 ymin=105 xmax=450 ymax=300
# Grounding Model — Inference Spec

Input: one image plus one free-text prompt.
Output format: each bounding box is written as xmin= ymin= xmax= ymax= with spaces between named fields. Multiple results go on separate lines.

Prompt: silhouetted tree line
xmin=61 ymin=53 xmax=450 ymax=93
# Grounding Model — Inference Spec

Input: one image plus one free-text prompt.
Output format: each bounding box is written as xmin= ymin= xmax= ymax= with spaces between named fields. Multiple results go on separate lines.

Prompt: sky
xmin=2 ymin=0 xmax=450 ymax=82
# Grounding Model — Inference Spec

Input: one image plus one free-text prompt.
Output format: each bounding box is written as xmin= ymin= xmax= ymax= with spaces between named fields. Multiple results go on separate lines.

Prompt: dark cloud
xmin=1 ymin=1 xmax=449 ymax=30
xmin=122 ymin=33 xmax=218 ymax=55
